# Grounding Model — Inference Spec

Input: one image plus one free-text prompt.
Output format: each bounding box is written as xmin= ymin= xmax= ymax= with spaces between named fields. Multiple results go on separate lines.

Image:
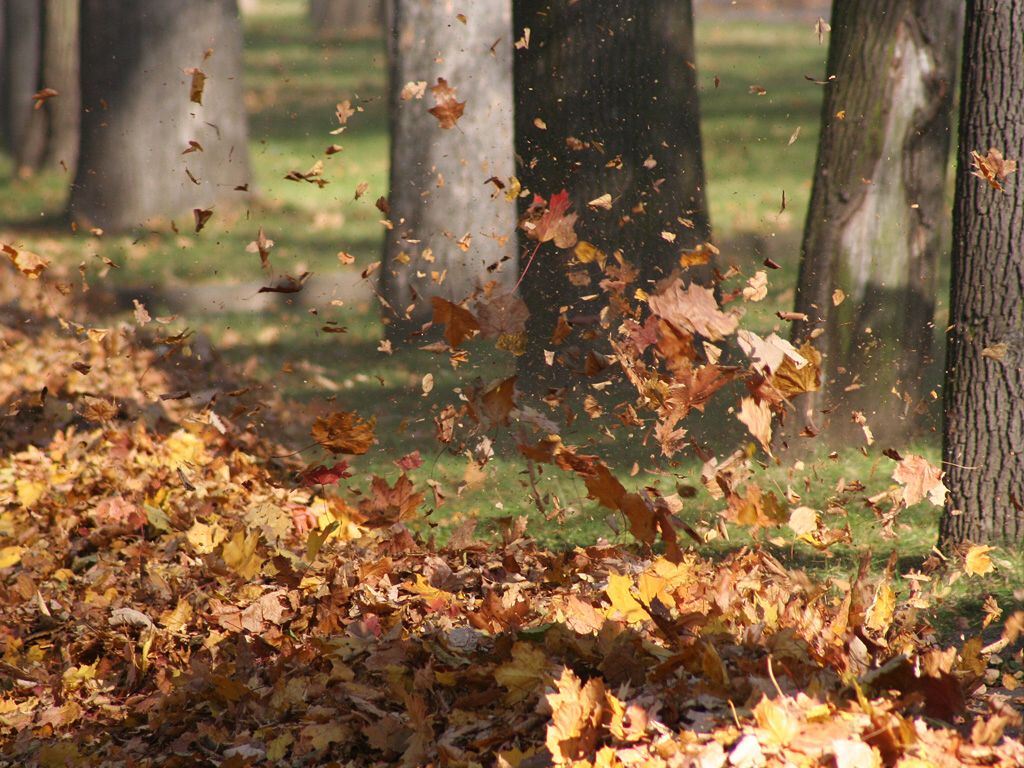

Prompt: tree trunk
xmin=309 ymin=0 xmax=384 ymax=38
xmin=0 ymin=0 xmax=7 ymax=151
xmin=788 ymin=1 xmax=962 ymax=446
xmin=513 ymin=0 xmax=712 ymax=391
xmin=380 ymin=0 xmax=516 ymax=341
xmin=70 ymin=0 xmax=251 ymax=232
xmin=3 ymin=0 xmax=42 ymax=167
xmin=941 ymin=0 xmax=1024 ymax=547
xmin=40 ymin=0 xmax=80 ymax=173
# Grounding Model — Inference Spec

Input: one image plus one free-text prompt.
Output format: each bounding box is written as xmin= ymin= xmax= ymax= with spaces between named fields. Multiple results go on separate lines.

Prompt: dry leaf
xmin=428 ymin=78 xmax=465 ymax=129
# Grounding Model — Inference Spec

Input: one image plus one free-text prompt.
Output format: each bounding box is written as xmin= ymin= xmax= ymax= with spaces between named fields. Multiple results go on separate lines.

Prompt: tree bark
xmin=941 ymin=0 xmax=1024 ymax=547
xmin=70 ymin=0 xmax=251 ymax=231
xmin=380 ymin=0 xmax=516 ymax=341
xmin=3 ymin=0 xmax=42 ymax=166
xmin=309 ymin=0 xmax=384 ymax=38
xmin=788 ymin=0 xmax=962 ymax=446
xmin=513 ymin=0 xmax=712 ymax=391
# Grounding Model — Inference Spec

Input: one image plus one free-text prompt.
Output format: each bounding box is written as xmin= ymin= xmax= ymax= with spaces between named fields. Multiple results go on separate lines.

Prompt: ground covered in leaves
xmin=2 ymin=247 xmax=1024 ymax=768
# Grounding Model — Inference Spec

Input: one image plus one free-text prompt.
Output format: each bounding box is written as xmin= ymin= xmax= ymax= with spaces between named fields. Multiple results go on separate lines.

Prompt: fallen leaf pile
xmin=2 ymin=216 xmax=1023 ymax=766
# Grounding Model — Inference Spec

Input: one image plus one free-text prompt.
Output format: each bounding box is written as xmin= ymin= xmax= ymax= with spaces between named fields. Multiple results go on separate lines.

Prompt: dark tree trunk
xmin=3 ymin=0 xmax=42 ymax=167
xmin=788 ymin=0 xmax=962 ymax=445
xmin=380 ymin=0 xmax=516 ymax=342
xmin=309 ymin=0 xmax=384 ymax=38
xmin=941 ymin=0 xmax=1024 ymax=547
xmin=513 ymin=0 xmax=712 ymax=391
xmin=70 ymin=0 xmax=251 ymax=231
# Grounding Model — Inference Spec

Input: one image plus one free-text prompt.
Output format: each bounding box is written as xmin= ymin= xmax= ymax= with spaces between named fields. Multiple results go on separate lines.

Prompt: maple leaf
xmin=427 ymin=77 xmax=465 ymax=129
xmin=521 ymin=190 xmax=578 ymax=249
xmin=431 ymin=296 xmax=480 ymax=348
xmin=298 ymin=461 xmax=352 ymax=486
xmin=545 ymin=667 xmax=606 ymax=764
xmin=892 ymin=453 xmax=946 ymax=507
xmin=965 ymin=544 xmax=996 ymax=576
xmin=971 ymin=147 xmax=1017 ymax=192
xmin=358 ymin=473 xmax=424 ymax=526
xmin=648 ymin=280 xmax=739 ymax=341
xmin=475 ymin=292 xmax=529 ymax=339
xmin=311 ymin=411 xmax=376 ymax=455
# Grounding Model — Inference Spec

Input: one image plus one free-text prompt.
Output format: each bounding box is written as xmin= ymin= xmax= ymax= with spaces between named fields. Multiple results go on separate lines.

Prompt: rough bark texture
xmin=70 ymin=0 xmax=251 ymax=231
xmin=514 ymin=0 xmax=711 ymax=390
xmin=789 ymin=0 xmax=962 ymax=445
xmin=3 ymin=0 xmax=41 ymax=164
xmin=941 ymin=0 xmax=1024 ymax=547
xmin=380 ymin=0 xmax=516 ymax=341
xmin=309 ymin=0 xmax=384 ymax=37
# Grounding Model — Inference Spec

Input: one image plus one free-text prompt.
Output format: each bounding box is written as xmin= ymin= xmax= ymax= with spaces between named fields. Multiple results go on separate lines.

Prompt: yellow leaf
xmin=605 ymin=571 xmax=647 ymax=625
xmin=965 ymin=544 xmax=996 ymax=577
xmin=753 ymin=695 xmax=800 ymax=747
xmin=865 ymin=581 xmax=896 ymax=632
xmin=494 ymin=641 xmax=549 ymax=703
xmin=186 ymin=520 xmax=228 ymax=555
xmin=788 ymin=506 xmax=818 ymax=536
xmin=62 ymin=661 xmax=98 ymax=691
xmin=16 ymin=479 xmax=46 ymax=509
xmin=0 ymin=546 xmax=24 ymax=568
xmin=221 ymin=528 xmax=264 ymax=579
xmin=159 ymin=598 xmax=193 ymax=633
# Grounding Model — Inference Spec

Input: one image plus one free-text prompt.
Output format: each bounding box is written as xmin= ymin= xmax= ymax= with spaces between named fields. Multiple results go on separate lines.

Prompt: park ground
xmin=1 ymin=0 xmax=1020 ymax=641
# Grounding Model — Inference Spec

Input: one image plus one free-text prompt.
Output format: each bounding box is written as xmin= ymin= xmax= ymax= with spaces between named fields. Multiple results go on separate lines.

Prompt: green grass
xmin=2 ymin=7 xmax=1007 ymax=638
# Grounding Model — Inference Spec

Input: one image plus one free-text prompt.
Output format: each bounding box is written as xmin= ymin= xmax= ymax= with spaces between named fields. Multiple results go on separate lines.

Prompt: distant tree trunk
xmin=380 ymin=0 xmax=516 ymax=342
xmin=39 ymin=0 xmax=80 ymax=173
xmin=3 ymin=0 xmax=42 ymax=166
xmin=514 ymin=0 xmax=712 ymax=390
xmin=941 ymin=0 xmax=1024 ymax=547
xmin=0 ymin=0 xmax=7 ymax=150
xmin=309 ymin=0 xmax=384 ymax=38
xmin=70 ymin=0 xmax=251 ymax=232
xmin=788 ymin=1 xmax=962 ymax=445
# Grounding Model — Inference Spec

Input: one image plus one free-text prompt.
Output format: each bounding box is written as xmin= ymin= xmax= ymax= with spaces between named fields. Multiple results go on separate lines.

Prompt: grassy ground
xmin=1 ymin=7 xmax=1014 ymax=635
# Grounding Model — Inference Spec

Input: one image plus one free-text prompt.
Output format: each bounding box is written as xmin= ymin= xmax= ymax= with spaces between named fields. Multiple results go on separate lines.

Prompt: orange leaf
xmin=311 ymin=411 xmax=376 ymax=455
xmin=431 ymin=297 xmax=480 ymax=348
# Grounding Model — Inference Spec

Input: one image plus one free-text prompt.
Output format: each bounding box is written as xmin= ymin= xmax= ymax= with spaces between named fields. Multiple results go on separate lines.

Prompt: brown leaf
xmin=971 ymin=147 xmax=1017 ymax=192
xmin=245 ymin=227 xmax=274 ymax=269
xmin=431 ymin=296 xmax=480 ymax=348
xmin=648 ymin=280 xmax=739 ymax=341
xmin=32 ymin=87 xmax=59 ymax=109
xmin=428 ymin=78 xmax=466 ymax=129
xmin=193 ymin=208 xmax=213 ymax=233
xmin=184 ymin=67 xmax=206 ymax=104
xmin=892 ymin=453 xmax=946 ymax=507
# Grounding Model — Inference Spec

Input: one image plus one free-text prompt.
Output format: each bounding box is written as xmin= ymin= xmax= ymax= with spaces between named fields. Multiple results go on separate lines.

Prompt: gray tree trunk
xmin=788 ymin=0 xmax=962 ymax=446
xmin=3 ymin=0 xmax=41 ymax=167
xmin=40 ymin=0 xmax=80 ymax=172
xmin=70 ymin=0 xmax=251 ymax=232
xmin=941 ymin=0 xmax=1024 ymax=547
xmin=513 ymin=0 xmax=712 ymax=390
xmin=309 ymin=0 xmax=384 ymax=38
xmin=380 ymin=0 xmax=516 ymax=341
